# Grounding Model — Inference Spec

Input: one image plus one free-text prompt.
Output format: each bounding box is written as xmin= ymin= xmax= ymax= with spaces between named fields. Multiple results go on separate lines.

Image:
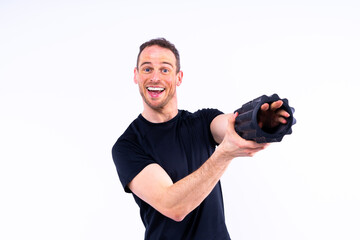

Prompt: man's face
xmin=134 ymin=45 xmax=183 ymax=110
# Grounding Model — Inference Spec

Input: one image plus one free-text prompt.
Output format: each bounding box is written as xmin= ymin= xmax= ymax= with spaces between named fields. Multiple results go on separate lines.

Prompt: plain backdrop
xmin=1 ymin=0 xmax=359 ymax=239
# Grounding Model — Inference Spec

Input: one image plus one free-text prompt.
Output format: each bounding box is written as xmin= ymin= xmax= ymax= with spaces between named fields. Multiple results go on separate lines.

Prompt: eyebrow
xmin=140 ymin=61 xmax=174 ymax=68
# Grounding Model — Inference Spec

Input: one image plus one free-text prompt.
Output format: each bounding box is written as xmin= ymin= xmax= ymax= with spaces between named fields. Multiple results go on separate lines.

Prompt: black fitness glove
xmin=234 ymin=94 xmax=296 ymax=143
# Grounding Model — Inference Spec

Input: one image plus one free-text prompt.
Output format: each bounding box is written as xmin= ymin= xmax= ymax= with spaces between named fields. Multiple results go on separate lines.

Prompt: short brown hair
xmin=136 ymin=38 xmax=181 ymax=73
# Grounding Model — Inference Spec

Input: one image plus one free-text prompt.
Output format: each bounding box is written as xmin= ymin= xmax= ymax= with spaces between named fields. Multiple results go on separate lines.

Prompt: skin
xmin=130 ymin=45 xmax=290 ymax=221
xmin=134 ymin=45 xmax=183 ymax=123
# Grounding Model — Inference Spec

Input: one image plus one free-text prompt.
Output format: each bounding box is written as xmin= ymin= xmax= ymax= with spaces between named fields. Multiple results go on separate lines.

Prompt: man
xmin=112 ymin=38 xmax=290 ymax=239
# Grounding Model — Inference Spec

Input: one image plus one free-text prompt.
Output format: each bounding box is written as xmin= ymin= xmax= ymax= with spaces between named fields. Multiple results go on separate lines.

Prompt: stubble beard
xmin=139 ymin=86 xmax=176 ymax=111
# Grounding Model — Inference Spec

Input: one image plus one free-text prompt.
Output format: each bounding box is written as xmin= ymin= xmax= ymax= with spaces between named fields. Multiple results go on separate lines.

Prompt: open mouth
xmin=147 ymin=87 xmax=165 ymax=92
xmin=146 ymin=87 xmax=165 ymax=97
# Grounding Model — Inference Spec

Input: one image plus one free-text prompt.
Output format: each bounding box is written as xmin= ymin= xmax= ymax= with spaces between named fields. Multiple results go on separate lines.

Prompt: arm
xmin=210 ymin=113 xmax=232 ymax=144
xmin=211 ymin=100 xmax=290 ymax=144
xmin=128 ymin=113 xmax=267 ymax=222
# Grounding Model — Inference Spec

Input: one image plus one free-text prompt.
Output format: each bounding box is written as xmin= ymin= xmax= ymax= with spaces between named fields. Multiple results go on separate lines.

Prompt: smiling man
xmin=134 ymin=43 xmax=182 ymax=122
xmin=112 ymin=38 xmax=290 ymax=239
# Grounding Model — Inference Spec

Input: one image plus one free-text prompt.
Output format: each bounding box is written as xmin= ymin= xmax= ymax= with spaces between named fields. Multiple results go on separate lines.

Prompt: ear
xmin=176 ymin=71 xmax=183 ymax=86
xmin=133 ymin=67 xmax=138 ymax=84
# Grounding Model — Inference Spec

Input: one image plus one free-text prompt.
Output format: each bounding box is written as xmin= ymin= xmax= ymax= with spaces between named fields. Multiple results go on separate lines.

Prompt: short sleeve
xmin=198 ymin=108 xmax=224 ymax=146
xmin=199 ymin=108 xmax=223 ymax=124
xmin=112 ymin=135 xmax=155 ymax=193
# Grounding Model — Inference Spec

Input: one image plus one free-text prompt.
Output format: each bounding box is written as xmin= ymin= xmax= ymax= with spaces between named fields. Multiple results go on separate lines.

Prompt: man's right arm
xmin=128 ymin=113 xmax=268 ymax=222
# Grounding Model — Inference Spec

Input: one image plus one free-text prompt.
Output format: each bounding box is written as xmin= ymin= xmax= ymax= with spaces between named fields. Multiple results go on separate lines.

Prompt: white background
xmin=1 ymin=0 xmax=359 ymax=239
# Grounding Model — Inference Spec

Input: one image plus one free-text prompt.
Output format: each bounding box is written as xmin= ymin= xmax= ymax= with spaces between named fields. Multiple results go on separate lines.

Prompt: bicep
xmin=210 ymin=113 xmax=231 ymax=144
xmin=128 ymin=163 xmax=173 ymax=210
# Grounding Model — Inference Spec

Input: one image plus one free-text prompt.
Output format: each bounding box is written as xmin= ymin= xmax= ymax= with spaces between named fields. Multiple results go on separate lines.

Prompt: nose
xmin=150 ymin=70 xmax=160 ymax=82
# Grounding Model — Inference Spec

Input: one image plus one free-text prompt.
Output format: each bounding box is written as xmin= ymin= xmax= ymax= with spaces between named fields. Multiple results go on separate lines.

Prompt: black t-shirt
xmin=112 ymin=109 xmax=231 ymax=240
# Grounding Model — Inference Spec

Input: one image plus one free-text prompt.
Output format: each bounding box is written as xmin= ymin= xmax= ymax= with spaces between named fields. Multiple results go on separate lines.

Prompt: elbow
xmin=166 ymin=211 xmax=187 ymax=222
xmin=156 ymin=191 xmax=195 ymax=222
xmin=173 ymin=216 xmax=185 ymax=222
xmin=161 ymin=206 xmax=189 ymax=222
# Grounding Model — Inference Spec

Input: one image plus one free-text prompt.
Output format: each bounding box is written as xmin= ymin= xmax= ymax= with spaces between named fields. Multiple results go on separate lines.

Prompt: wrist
xmin=213 ymin=145 xmax=234 ymax=163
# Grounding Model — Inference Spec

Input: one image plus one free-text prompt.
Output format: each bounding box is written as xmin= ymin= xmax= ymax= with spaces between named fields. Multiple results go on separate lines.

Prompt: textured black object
xmin=234 ymin=94 xmax=296 ymax=143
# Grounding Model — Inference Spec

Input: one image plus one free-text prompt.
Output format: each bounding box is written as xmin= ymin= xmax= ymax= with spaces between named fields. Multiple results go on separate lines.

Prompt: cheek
xmin=137 ymin=77 xmax=146 ymax=86
xmin=166 ymin=77 xmax=176 ymax=85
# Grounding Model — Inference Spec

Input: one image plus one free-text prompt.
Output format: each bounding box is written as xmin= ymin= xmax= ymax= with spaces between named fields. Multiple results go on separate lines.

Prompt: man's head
xmin=136 ymin=38 xmax=181 ymax=73
xmin=134 ymin=38 xmax=183 ymax=114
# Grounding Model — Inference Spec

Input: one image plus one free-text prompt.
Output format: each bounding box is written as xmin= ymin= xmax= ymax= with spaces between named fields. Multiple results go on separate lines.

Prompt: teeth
xmin=147 ymin=87 xmax=165 ymax=91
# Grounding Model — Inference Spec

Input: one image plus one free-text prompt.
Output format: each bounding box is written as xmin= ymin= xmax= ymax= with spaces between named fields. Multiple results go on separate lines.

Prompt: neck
xmin=141 ymin=102 xmax=179 ymax=123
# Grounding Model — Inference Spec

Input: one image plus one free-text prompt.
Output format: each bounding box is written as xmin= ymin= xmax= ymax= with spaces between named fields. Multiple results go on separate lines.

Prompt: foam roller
xmin=234 ymin=94 xmax=296 ymax=143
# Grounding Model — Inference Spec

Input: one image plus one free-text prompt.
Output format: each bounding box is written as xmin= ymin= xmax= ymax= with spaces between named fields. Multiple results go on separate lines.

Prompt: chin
xmin=144 ymin=99 xmax=165 ymax=110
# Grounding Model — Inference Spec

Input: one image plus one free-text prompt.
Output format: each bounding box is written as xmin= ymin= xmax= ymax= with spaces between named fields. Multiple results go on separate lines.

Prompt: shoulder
xmin=180 ymin=109 xmax=223 ymax=125
xmin=112 ymin=116 xmax=145 ymax=154
xmin=112 ymin=116 xmax=156 ymax=192
xmin=180 ymin=108 xmax=223 ymax=120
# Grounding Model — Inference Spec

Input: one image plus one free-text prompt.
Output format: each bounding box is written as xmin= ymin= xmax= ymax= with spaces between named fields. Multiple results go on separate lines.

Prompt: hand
xmin=257 ymin=100 xmax=290 ymax=129
xmin=218 ymin=113 xmax=269 ymax=159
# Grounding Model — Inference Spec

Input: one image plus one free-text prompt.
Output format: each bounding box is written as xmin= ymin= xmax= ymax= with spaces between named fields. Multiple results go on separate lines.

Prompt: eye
xmin=143 ymin=67 xmax=152 ymax=73
xmin=162 ymin=68 xmax=170 ymax=74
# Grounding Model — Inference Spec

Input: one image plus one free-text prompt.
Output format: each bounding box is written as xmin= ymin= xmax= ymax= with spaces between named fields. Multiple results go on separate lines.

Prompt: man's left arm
xmin=211 ymin=113 xmax=232 ymax=144
xmin=211 ymin=100 xmax=290 ymax=144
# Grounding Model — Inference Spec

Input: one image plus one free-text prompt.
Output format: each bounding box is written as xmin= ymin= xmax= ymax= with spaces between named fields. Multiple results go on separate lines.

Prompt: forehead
xmin=138 ymin=45 xmax=176 ymax=66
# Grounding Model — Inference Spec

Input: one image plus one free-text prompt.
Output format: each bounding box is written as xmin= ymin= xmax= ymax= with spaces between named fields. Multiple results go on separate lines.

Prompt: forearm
xmin=161 ymin=147 xmax=232 ymax=221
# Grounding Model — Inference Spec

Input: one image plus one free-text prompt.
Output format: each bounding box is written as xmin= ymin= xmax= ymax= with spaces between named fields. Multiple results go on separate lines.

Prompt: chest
xmin=142 ymin=121 xmax=215 ymax=182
